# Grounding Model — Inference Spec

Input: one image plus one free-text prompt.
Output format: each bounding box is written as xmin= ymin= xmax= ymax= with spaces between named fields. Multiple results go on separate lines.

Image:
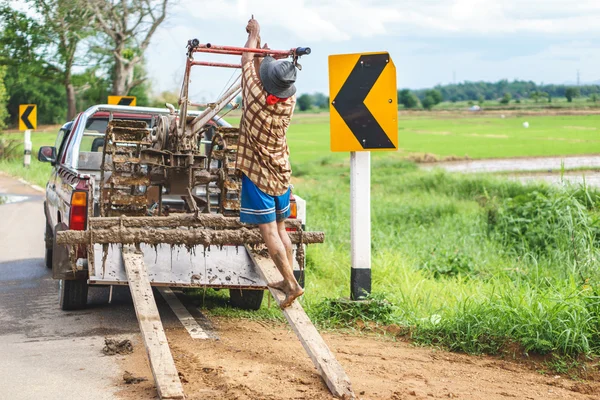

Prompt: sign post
xmin=328 ymin=52 xmax=397 ymax=300
xmin=23 ymin=130 xmax=32 ymax=168
xmin=350 ymin=151 xmax=371 ymax=298
xmin=19 ymin=104 xmax=37 ymax=168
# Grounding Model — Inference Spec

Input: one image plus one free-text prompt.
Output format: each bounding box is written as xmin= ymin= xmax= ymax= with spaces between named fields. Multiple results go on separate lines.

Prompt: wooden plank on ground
xmin=122 ymin=245 xmax=185 ymax=400
xmin=246 ymin=246 xmax=355 ymax=399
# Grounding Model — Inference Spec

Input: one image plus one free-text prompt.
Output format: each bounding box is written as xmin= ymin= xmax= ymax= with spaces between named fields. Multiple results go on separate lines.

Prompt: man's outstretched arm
xmin=242 ymin=17 xmax=260 ymax=66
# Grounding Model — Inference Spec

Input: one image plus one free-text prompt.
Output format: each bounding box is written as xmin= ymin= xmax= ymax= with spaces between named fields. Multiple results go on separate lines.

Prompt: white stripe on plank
xmin=158 ymin=287 xmax=211 ymax=340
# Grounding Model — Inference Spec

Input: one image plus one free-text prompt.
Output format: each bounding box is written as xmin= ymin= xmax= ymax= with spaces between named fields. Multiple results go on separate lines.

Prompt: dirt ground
xmin=114 ymin=318 xmax=599 ymax=400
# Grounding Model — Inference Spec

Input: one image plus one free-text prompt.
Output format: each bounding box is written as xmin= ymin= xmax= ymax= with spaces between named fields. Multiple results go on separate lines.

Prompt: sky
xmin=145 ymin=0 xmax=600 ymax=101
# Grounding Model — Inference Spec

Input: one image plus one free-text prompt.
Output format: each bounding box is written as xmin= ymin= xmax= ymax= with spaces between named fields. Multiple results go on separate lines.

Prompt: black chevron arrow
xmin=21 ymin=105 xmax=35 ymax=129
xmin=332 ymin=53 xmax=395 ymax=149
xmin=118 ymin=97 xmax=134 ymax=106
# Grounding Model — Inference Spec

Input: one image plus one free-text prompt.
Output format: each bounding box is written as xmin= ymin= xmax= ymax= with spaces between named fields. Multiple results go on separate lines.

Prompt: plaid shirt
xmin=236 ymin=60 xmax=296 ymax=196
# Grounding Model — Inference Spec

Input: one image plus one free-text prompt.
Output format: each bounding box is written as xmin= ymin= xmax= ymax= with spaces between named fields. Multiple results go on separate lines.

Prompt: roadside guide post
xmin=328 ymin=52 xmax=398 ymax=300
xmin=23 ymin=130 xmax=32 ymax=168
xmin=19 ymin=104 xmax=37 ymax=168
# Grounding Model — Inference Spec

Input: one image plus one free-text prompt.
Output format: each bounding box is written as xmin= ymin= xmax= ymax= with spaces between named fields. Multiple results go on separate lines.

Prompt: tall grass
xmin=293 ymin=159 xmax=600 ymax=359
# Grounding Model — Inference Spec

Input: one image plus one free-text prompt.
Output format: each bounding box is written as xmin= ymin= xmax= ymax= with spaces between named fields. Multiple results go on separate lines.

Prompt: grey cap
xmin=259 ymin=56 xmax=297 ymax=98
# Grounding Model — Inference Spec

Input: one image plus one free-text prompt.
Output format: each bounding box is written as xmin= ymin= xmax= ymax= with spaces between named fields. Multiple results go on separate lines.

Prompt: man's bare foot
xmin=279 ymin=285 xmax=304 ymax=309
xmin=267 ymin=280 xmax=289 ymax=292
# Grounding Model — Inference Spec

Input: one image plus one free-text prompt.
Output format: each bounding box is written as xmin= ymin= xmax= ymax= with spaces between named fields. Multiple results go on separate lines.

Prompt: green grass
xmin=293 ymin=160 xmax=600 ymax=358
xmin=0 ymin=131 xmax=56 ymax=187
xmin=395 ymin=114 xmax=600 ymax=159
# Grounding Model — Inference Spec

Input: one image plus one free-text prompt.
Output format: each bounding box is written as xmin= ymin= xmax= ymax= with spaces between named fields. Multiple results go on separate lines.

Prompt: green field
xmin=285 ymin=113 xmax=600 ymax=162
xmin=2 ymin=113 xmax=600 ymax=366
xmin=396 ymin=113 xmax=600 ymax=159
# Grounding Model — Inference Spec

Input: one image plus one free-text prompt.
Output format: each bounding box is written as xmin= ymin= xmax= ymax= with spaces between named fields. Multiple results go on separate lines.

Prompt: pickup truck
xmin=38 ymin=104 xmax=307 ymax=311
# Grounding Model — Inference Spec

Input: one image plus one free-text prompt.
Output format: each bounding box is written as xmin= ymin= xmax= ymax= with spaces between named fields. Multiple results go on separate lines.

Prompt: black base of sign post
xmin=350 ymin=268 xmax=371 ymax=300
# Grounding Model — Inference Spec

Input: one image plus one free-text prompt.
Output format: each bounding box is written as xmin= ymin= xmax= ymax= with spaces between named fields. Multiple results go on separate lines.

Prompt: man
xmin=236 ymin=17 xmax=303 ymax=309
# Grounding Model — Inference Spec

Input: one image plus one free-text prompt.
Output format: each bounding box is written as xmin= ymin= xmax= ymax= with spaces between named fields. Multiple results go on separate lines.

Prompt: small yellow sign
xmin=19 ymin=104 xmax=37 ymax=131
xmin=108 ymin=96 xmax=137 ymax=106
xmin=329 ymin=52 xmax=398 ymax=152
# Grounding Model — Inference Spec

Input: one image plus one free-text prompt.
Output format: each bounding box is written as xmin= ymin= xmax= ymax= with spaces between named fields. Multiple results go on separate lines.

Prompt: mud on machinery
xmin=55 ymin=40 xmax=320 ymax=309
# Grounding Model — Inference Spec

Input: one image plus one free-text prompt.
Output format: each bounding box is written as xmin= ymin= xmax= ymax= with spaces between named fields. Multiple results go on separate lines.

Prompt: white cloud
xmin=145 ymin=1 xmax=600 ymax=95
xmin=176 ymin=0 xmax=600 ymax=40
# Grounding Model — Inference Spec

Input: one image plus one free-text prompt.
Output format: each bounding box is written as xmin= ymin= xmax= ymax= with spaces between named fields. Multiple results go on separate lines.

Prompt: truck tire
xmin=52 ymin=224 xmax=88 ymax=310
xmin=44 ymin=219 xmax=53 ymax=269
xmin=59 ymin=279 xmax=89 ymax=310
xmin=229 ymin=289 xmax=264 ymax=311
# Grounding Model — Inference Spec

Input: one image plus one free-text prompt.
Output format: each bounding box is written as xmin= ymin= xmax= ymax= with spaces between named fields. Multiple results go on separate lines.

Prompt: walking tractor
xmin=39 ymin=39 xmax=355 ymax=399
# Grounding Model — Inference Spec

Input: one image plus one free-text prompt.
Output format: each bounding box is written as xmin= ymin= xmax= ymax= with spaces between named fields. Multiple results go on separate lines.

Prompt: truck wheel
xmin=52 ymin=224 xmax=88 ymax=310
xmin=59 ymin=279 xmax=89 ymax=310
xmin=44 ymin=220 xmax=53 ymax=269
xmin=229 ymin=289 xmax=264 ymax=311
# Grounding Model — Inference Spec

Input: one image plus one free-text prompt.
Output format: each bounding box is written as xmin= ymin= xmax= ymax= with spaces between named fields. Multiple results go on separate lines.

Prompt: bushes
xmin=487 ymin=188 xmax=600 ymax=285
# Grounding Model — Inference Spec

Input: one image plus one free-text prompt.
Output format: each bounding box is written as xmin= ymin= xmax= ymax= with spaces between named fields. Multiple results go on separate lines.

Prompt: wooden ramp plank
xmin=122 ymin=245 xmax=185 ymax=400
xmin=246 ymin=247 xmax=355 ymax=399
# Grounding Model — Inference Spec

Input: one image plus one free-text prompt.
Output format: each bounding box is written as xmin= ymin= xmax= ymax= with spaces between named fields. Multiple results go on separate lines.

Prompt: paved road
xmin=0 ymin=173 xmax=182 ymax=400
xmin=423 ymin=155 xmax=600 ymax=188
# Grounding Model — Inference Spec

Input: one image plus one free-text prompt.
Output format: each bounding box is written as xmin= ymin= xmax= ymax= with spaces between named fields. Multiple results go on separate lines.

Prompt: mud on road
xmin=116 ymin=318 xmax=599 ymax=400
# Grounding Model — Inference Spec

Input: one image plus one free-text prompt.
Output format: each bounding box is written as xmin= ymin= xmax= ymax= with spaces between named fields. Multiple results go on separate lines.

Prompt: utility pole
xmin=577 ymin=69 xmax=580 ymax=86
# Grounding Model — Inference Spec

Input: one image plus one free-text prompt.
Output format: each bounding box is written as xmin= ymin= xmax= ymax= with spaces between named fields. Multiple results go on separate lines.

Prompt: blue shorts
xmin=240 ymin=174 xmax=291 ymax=225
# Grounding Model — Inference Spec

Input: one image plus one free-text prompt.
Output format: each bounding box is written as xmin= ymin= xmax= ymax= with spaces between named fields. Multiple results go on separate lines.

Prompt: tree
xmin=0 ymin=5 xmax=67 ymax=124
xmin=0 ymin=66 xmax=8 ymax=130
xmin=296 ymin=94 xmax=313 ymax=111
xmin=499 ymin=93 xmax=511 ymax=104
xmin=421 ymin=89 xmax=442 ymax=110
xmin=72 ymin=67 xmax=111 ymax=110
xmin=590 ymin=93 xmax=599 ymax=103
xmin=529 ymin=91 xmax=540 ymax=103
xmin=311 ymin=92 xmax=328 ymax=109
xmin=398 ymin=89 xmax=419 ymax=109
xmin=565 ymin=87 xmax=580 ymax=102
xmin=30 ymin=0 xmax=92 ymax=120
xmin=0 ymin=2 xmax=91 ymax=121
xmin=87 ymin=0 xmax=168 ymax=95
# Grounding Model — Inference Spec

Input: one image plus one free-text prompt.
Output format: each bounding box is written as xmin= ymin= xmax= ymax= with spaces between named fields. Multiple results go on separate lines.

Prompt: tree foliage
xmin=398 ymin=89 xmax=419 ymax=109
xmin=565 ymin=87 xmax=580 ymax=103
xmin=0 ymin=0 xmax=163 ymax=125
xmin=86 ymin=0 xmax=168 ymax=95
xmin=413 ymin=80 xmax=600 ymax=103
xmin=0 ymin=5 xmax=67 ymax=124
xmin=31 ymin=0 xmax=92 ymax=120
xmin=0 ymin=65 xmax=8 ymax=130
xmin=311 ymin=92 xmax=329 ymax=109
xmin=297 ymin=94 xmax=313 ymax=111
xmin=421 ymin=89 xmax=443 ymax=110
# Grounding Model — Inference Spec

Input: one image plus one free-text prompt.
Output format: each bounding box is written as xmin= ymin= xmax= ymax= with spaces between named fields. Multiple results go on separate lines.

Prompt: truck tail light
xmin=289 ymin=193 xmax=297 ymax=219
xmin=286 ymin=193 xmax=298 ymax=232
xmin=69 ymin=191 xmax=87 ymax=231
